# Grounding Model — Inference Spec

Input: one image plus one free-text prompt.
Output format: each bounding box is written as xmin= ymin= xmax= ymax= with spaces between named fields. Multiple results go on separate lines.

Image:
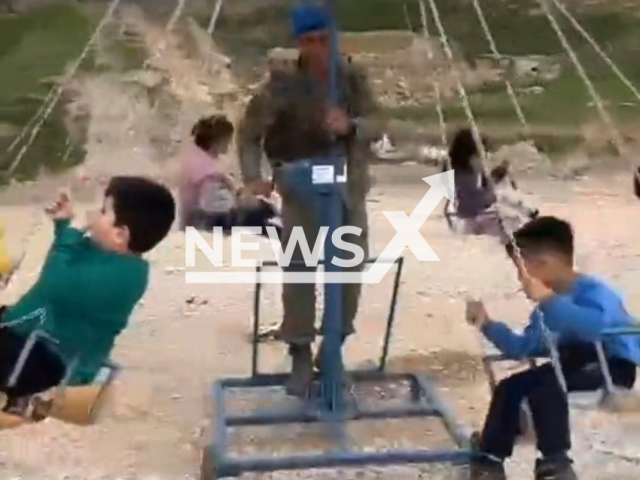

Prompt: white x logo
xmin=364 ymin=170 xmax=455 ymax=283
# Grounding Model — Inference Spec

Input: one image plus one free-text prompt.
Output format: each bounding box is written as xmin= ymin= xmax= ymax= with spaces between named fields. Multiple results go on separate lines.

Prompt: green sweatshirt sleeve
xmin=43 ymin=222 xmax=148 ymax=326
xmin=52 ymin=219 xmax=86 ymax=249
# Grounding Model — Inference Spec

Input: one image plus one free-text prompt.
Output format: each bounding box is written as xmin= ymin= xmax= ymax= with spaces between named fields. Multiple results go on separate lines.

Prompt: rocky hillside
xmin=1 ymin=0 xmax=640 ymax=184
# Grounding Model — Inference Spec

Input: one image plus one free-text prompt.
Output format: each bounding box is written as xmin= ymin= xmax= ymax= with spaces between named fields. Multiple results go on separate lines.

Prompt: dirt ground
xmin=0 ymin=165 xmax=640 ymax=479
xmin=0 ymin=6 xmax=639 ymax=479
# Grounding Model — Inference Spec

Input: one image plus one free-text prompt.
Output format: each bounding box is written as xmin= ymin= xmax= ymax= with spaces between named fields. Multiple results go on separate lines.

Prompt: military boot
xmin=468 ymin=459 xmax=507 ymax=480
xmin=534 ymin=456 xmax=578 ymax=480
xmin=285 ymin=344 xmax=314 ymax=398
xmin=314 ymin=335 xmax=347 ymax=371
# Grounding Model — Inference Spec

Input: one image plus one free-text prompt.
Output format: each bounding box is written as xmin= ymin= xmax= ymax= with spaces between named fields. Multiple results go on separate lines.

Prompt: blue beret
xmin=291 ymin=2 xmax=329 ymax=38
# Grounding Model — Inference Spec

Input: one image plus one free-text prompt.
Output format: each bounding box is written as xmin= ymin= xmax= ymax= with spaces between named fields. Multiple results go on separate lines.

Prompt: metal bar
xmin=6 ymin=329 xmax=43 ymax=387
xmin=601 ymin=327 xmax=640 ymax=337
xmin=216 ymin=448 xmax=472 ymax=475
xmin=594 ymin=341 xmax=616 ymax=395
xmin=251 ymin=265 xmax=262 ymax=377
xmin=213 ymin=382 xmax=229 ymax=457
xmin=224 ymin=405 xmax=438 ymax=427
xmin=379 ymin=256 xmax=404 ymax=371
xmin=218 ymin=370 xmax=416 ymax=389
xmin=481 ymin=356 xmax=499 ymax=392
xmin=259 ymin=256 xmax=401 ymax=268
xmin=482 ymin=354 xmax=542 ymax=392
xmin=414 ymin=377 xmax=474 ymax=449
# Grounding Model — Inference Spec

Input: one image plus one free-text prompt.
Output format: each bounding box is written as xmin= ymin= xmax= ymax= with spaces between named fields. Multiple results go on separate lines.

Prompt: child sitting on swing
xmin=0 ymin=176 xmax=175 ymax=427
xmin=445 ymin=128 xmax=500 ymax=237
xmin=180 ymin=115 xmax=281 ymax=238
xmin=466 ymin=216 xmax=639 ymax=480
xmin=445 ymin=128 xmax=537 ymax=241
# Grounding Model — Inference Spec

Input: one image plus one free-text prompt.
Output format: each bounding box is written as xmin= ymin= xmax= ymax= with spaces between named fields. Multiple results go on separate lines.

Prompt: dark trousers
xmin=191 ymin=201 xmax=282 ymax=239
xmin=480 ymin=344 xmax=636 ymax=460
xmin=0 ymin=307 xmax=66 ymax=400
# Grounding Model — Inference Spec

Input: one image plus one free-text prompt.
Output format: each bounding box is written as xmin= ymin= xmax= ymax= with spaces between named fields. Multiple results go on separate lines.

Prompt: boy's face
xmin=88 ymin=196 xmax=130 ymax=252
xmin=513 ymin=251 xmax=563 ymax=288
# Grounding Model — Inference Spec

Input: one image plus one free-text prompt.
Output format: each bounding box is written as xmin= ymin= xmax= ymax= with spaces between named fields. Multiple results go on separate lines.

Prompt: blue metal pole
xmin=318 ymin=0 xmax=345 ymax=414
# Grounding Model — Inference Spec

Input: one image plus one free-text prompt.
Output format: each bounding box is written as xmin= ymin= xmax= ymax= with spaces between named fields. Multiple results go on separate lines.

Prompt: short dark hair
xmin=191 ymin=115 xmax=234 ymax=151
xmin=105 ymin=176 xmax=175 ymax=254
xmin=634 ymin=167 xmax=640 ymax=199
xmin=505 ymin=216 xmax=574 ymax=260
xmin=448 ymin=128 xmax=489 ymax=172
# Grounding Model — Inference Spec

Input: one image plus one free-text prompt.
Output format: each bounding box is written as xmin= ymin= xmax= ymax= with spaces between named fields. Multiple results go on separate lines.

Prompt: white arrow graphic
xmin=363 ymin=169 xmax=455 ymax=284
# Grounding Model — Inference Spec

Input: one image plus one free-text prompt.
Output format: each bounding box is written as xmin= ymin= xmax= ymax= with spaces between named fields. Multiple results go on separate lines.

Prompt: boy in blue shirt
xmin=466 ymin=216 xmax=638 ymax=480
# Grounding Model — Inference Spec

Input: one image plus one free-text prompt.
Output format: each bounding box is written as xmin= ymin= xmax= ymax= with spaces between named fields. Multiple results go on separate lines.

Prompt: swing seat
xmin=482 ymin=327 xmax=640 ymax=442
xmin=443 ymin=201 xmax=502 ymax=236
xmin=0 ymin=360 xmax=121 ymax=429
xmin=0 ymin=323 xmax=121 ymax=429
xmin=483 ymin=351 xmax=640 ymax=411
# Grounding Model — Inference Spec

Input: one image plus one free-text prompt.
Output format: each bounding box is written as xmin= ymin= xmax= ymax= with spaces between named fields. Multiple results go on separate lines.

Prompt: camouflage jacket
xmin=237 ymin=55 xmax=382 ymax=202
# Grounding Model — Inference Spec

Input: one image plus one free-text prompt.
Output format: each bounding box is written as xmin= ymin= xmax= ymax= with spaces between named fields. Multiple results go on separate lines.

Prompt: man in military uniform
xmin=237 ymin=1 xmax=381 ymax=397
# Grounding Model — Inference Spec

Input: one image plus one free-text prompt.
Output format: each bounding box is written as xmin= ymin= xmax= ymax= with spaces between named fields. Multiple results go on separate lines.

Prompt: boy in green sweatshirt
xmin=0 ymin=176 xmax=175 ymax=423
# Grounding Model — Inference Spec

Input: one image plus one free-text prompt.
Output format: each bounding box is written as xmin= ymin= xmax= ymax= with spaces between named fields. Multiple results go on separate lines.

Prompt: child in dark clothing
xmin=0 ymin=176 xmax=175 ymax=426
xmin=444 ymin=128 xmax=503 ymax=238
xmin=466 ymin=216 xmax=638 ymax=480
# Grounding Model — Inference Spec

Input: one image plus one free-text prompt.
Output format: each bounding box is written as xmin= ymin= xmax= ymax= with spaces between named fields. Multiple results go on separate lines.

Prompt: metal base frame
xmin=201 ymin=256 xmax=476 ymax=478
xmin=201 ymin=371 xmax=474 ymax=479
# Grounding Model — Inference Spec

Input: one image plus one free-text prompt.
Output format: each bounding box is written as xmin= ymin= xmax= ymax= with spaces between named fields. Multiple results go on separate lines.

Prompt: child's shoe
xmin=534 ymin=456 xmax=578 ymax=480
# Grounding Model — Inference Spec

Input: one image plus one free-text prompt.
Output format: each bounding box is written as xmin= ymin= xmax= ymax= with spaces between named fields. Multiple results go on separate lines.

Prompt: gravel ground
xmin=0 ymin=168 xmax=639 ymax=479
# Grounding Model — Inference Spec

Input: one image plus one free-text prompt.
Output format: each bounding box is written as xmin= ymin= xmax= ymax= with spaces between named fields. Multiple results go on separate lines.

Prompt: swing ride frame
xmin=199 ymin=1 xmax=475 ymax=478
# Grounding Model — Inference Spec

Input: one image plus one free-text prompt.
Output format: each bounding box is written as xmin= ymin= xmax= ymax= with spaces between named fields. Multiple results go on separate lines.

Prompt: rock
xmin=490 ymin=140 xmax=551 ymax=171
xmin=509 ymin=55 xmax=562 ymax=84
xmin=119 ymin=70 xmax=165 ymax=89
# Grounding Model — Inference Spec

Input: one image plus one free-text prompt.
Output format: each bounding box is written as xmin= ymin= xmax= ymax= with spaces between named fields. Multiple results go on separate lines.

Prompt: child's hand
xmin=45 ymin=191 xmax=73 ymax=220
xmin=245 ymin=178 xmax=273 ymax=197
xmin=466 ymin=299 xmax=488 ymax=328
xmin=513 ymin=255 xmax=554 ymax=303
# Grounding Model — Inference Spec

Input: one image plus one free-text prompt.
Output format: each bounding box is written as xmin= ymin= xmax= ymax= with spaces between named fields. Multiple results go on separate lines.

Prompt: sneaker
xmin=534 ymin=456 xmax=578 ymax=480
xmin=469 ymin=458 xmax=507 ymax=480
xmin=285 ymin=344 xmax=314 ymax=398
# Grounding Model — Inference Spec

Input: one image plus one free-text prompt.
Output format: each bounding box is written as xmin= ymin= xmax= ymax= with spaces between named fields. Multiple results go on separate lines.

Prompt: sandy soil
xmin=0 ymin=7 xmax=639 ymax=480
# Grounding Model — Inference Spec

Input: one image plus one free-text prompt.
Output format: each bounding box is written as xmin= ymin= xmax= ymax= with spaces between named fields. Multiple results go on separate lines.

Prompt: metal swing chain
xmin=6 ymin=0 xmax=123 ymax=176
xmin=468 ymin=0 xmax=531 ymax=138
xmin=416 ymin=0 xmax=448 ymax=148
xmin=424 ymin=0 xmax=571 ymax=391
xmin=414 ymin=0 xmax=459 ymax=224
xmin=536 ymin=0 xmax=640 ymax=186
